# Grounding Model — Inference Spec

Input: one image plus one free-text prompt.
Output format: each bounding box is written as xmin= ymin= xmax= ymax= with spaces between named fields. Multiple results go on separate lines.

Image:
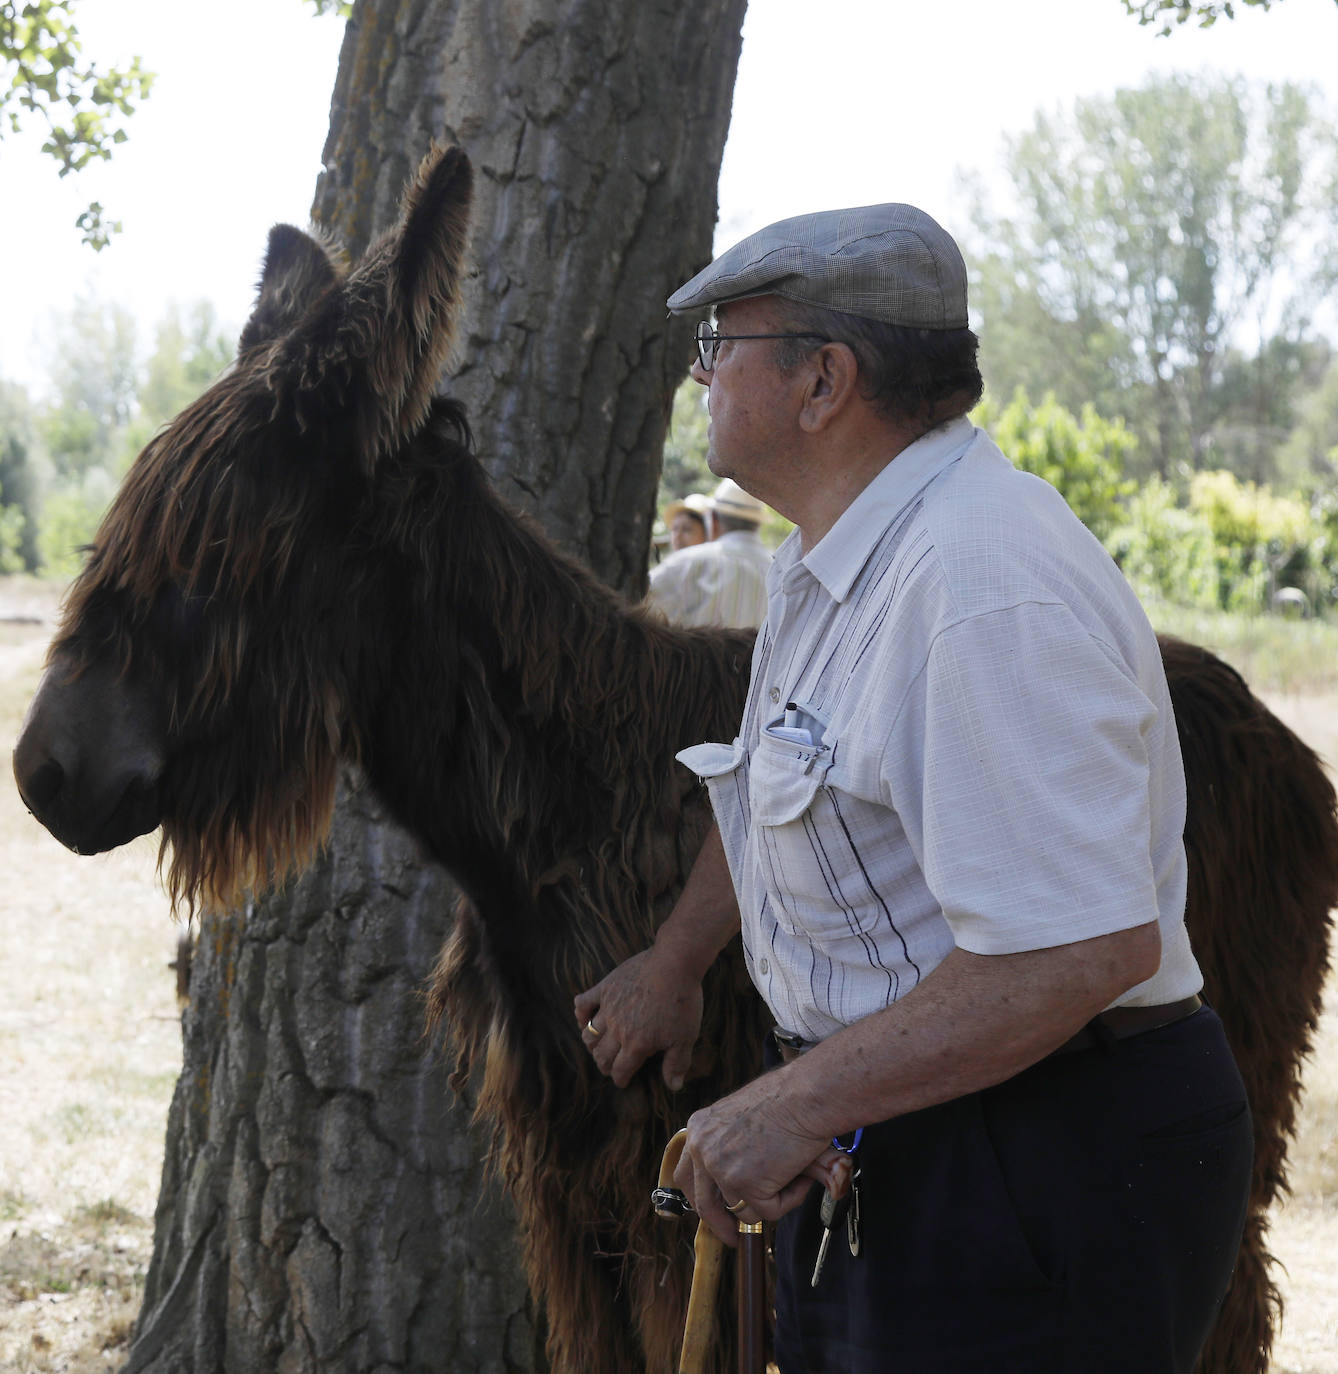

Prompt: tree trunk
xmin=311 ymin=0 xmax=746 ymax=591
xmin=126 ymin=1 xmax=746 ymax=1370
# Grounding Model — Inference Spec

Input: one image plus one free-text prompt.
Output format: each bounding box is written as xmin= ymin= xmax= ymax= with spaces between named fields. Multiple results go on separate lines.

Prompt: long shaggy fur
xmin=1161 ymin=637 xmax=1338 ymax=1373
xmin=36 ymin=146 xmax=1338 ymax=1374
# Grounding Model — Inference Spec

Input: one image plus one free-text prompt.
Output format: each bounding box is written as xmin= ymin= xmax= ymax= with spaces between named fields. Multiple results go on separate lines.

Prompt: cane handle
xmin=659 ymin=1127 xmax=688 ymax=1188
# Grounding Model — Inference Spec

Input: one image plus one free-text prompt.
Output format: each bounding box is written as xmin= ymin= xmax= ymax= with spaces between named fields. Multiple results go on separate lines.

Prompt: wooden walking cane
xmin=654 ymin=1128 xmax=767 ymax=1374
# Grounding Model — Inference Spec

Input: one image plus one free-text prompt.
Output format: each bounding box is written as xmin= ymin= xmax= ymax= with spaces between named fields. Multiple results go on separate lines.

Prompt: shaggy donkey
xmin=12 ymin=145 xmax=1337 ymax=1374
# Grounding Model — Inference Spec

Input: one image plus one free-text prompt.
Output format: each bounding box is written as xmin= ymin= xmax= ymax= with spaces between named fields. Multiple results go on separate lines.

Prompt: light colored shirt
xmin=647 ymin=529 xmax=772 ymax=629
xmin=680 ymin=416 xmax=1200 ymax=1043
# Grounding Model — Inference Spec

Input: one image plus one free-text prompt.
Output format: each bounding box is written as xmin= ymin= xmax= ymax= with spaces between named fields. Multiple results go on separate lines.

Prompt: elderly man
xmin=577 ymin=204 xmax=1251 ymax=1372
xmin=648 ymin=478 xmax=773 ymax=628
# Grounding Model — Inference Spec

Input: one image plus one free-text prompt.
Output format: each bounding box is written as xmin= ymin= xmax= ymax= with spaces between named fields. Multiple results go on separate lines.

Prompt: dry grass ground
xmin=0 ymin=581 xmax=180 ymax=1373
xmin=0 ymin=577 xmax=1334 ymax=1371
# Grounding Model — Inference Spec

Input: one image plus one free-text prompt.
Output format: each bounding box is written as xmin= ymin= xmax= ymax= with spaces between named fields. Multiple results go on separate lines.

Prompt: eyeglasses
xmin=694 ymin=320 xmax=829 ymax=373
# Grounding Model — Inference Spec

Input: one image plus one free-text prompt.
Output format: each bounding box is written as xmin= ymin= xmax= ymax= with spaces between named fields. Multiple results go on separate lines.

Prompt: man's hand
xmin=673 ymin=1070 xmax=851 ymax=1245
xmin=575 ymin=943 xmax=704 ymax=1090
xmin=575 ymin=823 xmax=740 ymax=1091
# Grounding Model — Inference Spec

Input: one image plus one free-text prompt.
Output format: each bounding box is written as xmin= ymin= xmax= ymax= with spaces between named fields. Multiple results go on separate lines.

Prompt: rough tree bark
xmin=126 ymin=2 xmax=748 ymax=1370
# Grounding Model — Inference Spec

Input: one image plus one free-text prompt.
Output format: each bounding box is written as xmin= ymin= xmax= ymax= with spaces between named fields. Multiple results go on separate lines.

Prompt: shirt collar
xmin=792 ymin=415 xmax=976 ymax=603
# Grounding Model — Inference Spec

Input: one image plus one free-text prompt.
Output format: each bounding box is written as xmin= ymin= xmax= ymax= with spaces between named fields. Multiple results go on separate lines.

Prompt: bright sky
xmin=3 ymin=0 xmax=1338 ymax=395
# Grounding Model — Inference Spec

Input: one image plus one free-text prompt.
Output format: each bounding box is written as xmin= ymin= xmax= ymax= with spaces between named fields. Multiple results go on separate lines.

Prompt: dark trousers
xmin=773 ymin=1007 xmax=1252 ymax=1373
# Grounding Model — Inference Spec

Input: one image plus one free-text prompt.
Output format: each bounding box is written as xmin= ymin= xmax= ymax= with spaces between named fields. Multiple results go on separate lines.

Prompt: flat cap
xmin=668 ymin=203 xmax=968 ymax=329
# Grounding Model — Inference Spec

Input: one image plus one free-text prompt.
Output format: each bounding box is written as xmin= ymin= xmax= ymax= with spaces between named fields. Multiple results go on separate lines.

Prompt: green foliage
xmin=1188 ymin=470 xmax=1313 ymax=611
xmin=0 ymin=380 xmax=46 ymax=569
xmin=38 ymin=295 xmax=139 ymax=478
xmin=0 ymin=1 xmax=154 ymax=247
xmin=305 ymin=0 xmax=353 ymax=14
xmin=1276 ymin=352 xmax=1338 ymax=492
xmin=1107 ymin=467 xmax=1322 ymax=614
xmin=659 ymin=378 xmax=712 ymax=503
xmin=1120 ymin=0 xmax=1305 ymax=35
xmin=118 ymin=301 xmax=234 ymax=457
xmin=0 ymin=481 xmax=26 ymax=573
xmin=1107 ymin=478 xmax=1221 ymax=609
xmin=977 ymin=389 xmax=1137 ymax=542
xmin=37 ymin=465 xmax=116 ymax=577
xmin=1 ymin=296 xmax=237 ymax=576
xmin=1188 ymin=469 xmax=1310 ymax=549
xmin=1208 ymin=336 xmax=1333 ymax=484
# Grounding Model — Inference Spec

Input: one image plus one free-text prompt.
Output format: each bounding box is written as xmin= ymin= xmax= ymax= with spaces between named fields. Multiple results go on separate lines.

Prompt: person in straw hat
xmin=662 ymin=491 xmax=711 ymax=553
xmin=578 ymin=200 xmax=1250 ymax=1371
xmin=647 ymin=478 xmax=774 ymax=629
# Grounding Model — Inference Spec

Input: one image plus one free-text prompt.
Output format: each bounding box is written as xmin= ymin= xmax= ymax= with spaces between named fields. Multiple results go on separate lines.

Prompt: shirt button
xmin=769 ymin=687 xmax=781 ymax=703
xmin=758 ymin=958 xmax=770 ymax=976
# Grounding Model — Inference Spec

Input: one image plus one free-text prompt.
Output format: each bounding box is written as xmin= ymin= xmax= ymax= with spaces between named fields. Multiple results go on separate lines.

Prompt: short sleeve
xmin=882 ymin=600 xmax=1162 ymax=954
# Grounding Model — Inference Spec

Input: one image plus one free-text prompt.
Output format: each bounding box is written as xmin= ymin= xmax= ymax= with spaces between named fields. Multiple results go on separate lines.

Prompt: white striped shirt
xmin=679 ymin=416 xmax=1200 ymax=1042
xmin=647 ymin=530 xmax=772 ymax=629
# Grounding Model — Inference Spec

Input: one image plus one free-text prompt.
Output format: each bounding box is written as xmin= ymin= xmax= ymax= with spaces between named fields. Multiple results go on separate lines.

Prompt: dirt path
xmin=0 ymin=581 xmax=1334 ymax=1370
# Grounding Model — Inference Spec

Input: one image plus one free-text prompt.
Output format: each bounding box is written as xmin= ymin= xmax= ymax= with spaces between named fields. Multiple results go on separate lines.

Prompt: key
xmin=809 ymin=1185 xmax=852 ymax=1287
xmin=847 ymin=1167 xmax=862 ymax=1258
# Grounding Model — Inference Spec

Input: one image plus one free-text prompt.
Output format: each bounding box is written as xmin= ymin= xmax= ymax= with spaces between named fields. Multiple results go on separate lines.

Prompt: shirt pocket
xmin=749 ymin=724 xmax=857 ymax=937
xmin=750 ymin=722 xmax=829 ymax=826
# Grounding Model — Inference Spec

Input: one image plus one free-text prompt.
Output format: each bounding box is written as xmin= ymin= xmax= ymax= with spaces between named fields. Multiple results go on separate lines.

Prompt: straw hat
xmin=709 ymin=478 xmax=765 ymax=525
xmin=663 ymin=492 xmax=712 ymax=523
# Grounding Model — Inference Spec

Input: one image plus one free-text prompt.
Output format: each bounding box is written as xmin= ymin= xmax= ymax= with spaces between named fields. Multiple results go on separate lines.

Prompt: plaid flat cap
xmin=667 ymin=203 xmax=968 ymax=329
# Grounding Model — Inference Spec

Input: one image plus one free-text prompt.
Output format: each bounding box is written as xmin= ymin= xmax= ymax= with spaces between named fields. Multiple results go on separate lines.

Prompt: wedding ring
xmin=726 ymin=1198 xmax=749 ymax=1215
xmin=584 ymin=1019 xmax=604 ymax=1040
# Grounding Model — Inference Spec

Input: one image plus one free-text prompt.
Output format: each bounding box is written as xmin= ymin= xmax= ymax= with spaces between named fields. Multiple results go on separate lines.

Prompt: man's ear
xmin=798 ymin=342 xmax=862 ymax=432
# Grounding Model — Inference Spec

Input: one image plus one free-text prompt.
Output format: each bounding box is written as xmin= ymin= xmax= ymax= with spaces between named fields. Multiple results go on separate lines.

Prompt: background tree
xmin=1206 ymin=335 xmax=1333 ymax=484
xmin=11 ymin=298 xmax=236 ymax=575
xmin=967 ymin=74 xmax=1338 ymax=478
xmin=0 ymin=0 xmax=153 ymax=246
xmin=0 ymin=381 xmax=46 ymax=570
xmin=127 ymin=3 xmax=749 ymax=1371
xmin=33 ymin=296 xmax=139 ymax=574
xmin=38 ymin=294 xmax=138 ymax=479
xmin=1276 ymin=351 xmax=1338 ymax=492
xmin=130 ymin=302 xmax=235 ymax=443
xmin=659 ymin=380 xmax=713 ymax=507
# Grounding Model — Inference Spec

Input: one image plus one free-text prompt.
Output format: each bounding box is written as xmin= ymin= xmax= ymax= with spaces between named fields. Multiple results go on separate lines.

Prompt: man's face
xmin=690 ymin=296 xmax=805 ymax=500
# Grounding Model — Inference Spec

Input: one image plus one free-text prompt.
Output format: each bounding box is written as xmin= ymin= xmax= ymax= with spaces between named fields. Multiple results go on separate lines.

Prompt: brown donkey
xmin=13 ymin=145 xmax=1336 ymax=1374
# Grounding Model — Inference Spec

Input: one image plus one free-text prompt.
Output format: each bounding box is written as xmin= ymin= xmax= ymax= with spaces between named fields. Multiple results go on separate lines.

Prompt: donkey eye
xmin=148 ymin=584 xmax=208 ymax=646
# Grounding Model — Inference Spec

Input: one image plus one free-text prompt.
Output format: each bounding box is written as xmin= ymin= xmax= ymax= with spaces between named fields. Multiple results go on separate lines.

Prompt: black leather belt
xmin=1052 ymin=993 xmax=1202 ymax=1055
xmin=772 ymin=994 xmax=1203 ymax=1066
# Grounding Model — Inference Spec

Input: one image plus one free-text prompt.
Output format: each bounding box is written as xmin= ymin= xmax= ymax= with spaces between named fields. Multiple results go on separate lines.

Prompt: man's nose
xmin=689 ymin=357 xmax=710 ymax=386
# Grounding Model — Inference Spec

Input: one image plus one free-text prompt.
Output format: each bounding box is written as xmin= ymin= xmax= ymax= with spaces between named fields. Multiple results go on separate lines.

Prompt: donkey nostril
xmin=22 ymin=757 xmax=65 ymax=810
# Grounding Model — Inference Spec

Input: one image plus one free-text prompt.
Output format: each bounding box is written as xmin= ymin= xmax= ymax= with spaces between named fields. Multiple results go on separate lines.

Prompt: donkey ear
xmin=239 ymin=225 xmax=344 ymax=355
xmin=333 ymin=143 xmax=474 ymax=467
